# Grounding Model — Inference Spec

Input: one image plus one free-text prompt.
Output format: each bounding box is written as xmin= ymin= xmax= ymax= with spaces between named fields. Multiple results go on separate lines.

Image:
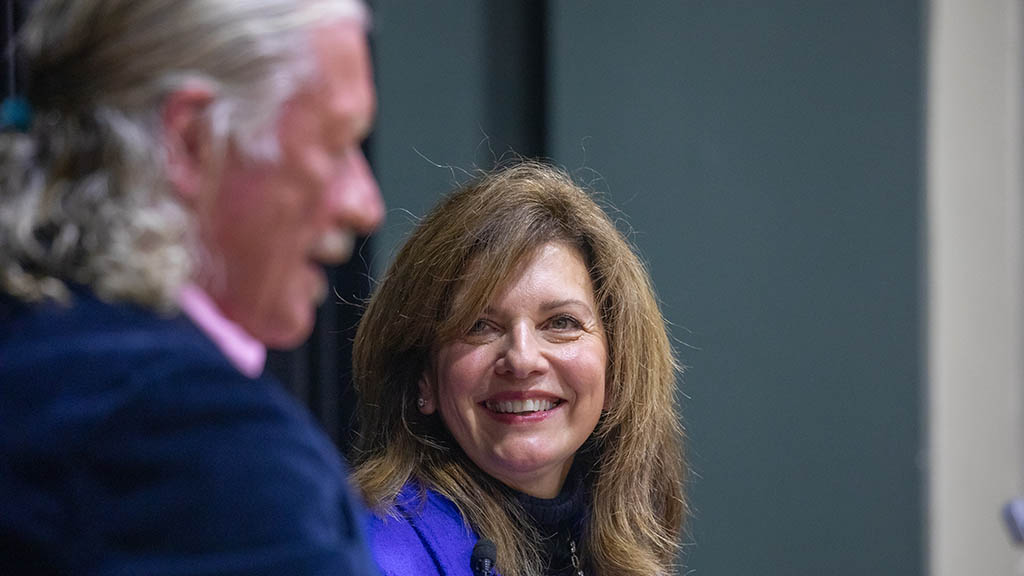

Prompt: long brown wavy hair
xmin=352 ymin=161 xmax=685 ymax=576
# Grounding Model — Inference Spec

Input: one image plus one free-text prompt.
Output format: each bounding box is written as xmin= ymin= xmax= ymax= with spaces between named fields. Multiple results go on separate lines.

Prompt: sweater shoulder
xmin=367 ymin=484 xmax=480 ymax=576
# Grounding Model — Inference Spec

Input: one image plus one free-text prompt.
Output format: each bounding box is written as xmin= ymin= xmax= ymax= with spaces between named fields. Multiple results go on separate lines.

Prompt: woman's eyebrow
xmin=539 ymin=298 xmax=593 ymax=312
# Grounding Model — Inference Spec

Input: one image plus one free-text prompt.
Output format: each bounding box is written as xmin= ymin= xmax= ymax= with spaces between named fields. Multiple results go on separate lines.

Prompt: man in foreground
xmin=0 ymin=1 xmax=385 ymax=574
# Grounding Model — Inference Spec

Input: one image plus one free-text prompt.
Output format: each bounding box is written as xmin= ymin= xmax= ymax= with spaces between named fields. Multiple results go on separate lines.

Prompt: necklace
xmin=569 ymin=539 xmax=584 ymax=576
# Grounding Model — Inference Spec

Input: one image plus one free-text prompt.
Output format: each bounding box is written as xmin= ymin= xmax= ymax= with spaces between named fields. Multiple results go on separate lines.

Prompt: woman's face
xmin=420 ymin=242 xmax=607 ymax=498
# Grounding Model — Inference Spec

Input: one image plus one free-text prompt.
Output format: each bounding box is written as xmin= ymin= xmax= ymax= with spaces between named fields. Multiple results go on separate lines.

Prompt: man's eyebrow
xmin=327 ymin=114 xmax=372 ymax=156
xmin=351 ymin=114 xmax=373 ymax=141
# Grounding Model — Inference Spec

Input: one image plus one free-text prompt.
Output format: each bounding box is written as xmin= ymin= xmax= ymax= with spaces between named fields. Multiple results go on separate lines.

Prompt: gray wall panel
xmin=368 ymin=1 xmax=924 ymax=573
xmin=549 ymin=2 xmax=923 ymax=574
xmin=369 ymin=0 xmax=489 ymax=268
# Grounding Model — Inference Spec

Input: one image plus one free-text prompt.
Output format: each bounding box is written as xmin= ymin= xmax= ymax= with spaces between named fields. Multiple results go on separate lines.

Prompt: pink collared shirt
xmin=178 ymin=283 xmax=266 ymax=379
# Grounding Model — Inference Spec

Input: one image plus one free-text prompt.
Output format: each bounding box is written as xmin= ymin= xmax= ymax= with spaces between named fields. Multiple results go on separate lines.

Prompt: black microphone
xmin=471 ymin=538 xmax=497 ymax=576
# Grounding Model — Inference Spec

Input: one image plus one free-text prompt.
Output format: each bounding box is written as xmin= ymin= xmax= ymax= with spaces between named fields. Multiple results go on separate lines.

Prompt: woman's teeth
xmin=486 ymin=399 xmax=558 ymax=414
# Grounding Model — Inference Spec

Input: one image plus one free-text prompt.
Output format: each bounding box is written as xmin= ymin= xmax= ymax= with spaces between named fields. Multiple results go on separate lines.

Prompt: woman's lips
xmin=485 ymin=398 xmax=561 ymax=414
xmin=480 ymin=393 xmax=564 ymax=423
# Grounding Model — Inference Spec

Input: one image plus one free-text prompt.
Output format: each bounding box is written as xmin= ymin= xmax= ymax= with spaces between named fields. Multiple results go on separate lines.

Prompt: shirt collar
xmin=178 ymin=283 xmax=266 ymax=379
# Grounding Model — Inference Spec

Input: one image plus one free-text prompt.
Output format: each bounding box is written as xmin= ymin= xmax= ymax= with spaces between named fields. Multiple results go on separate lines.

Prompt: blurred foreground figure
xmin=0 ymin=1 xmax=385 ymax=574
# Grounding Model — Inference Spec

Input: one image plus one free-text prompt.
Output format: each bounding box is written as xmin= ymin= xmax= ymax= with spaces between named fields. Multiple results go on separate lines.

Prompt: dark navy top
xmin=0 ymin=290 xmax=380 ymax=576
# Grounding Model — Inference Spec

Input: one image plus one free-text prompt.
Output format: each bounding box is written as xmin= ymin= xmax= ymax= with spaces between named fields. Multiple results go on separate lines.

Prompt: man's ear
xmin=417 ymin=369 xmax=437 ymax=415
xmin=162 ymin=84 xmax=216 ymax=207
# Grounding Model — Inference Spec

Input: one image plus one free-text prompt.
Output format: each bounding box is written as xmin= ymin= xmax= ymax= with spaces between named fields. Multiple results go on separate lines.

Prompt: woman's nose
xmin=495 ymin=324 xmax=548 ymax=379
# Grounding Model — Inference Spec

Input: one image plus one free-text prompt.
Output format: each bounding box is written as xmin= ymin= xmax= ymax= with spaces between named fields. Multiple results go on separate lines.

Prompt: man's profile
xmin=0 ymin=1 xmax=385 ymax=574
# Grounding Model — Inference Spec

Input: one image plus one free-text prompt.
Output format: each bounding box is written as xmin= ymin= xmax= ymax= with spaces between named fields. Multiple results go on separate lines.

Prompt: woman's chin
xmin=480 ymin=453 xmax=574 ymax=498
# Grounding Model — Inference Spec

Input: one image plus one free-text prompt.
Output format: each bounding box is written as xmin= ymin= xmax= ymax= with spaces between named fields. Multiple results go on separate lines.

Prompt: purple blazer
xmin=367 ymin=483 xmax=499 ymax=576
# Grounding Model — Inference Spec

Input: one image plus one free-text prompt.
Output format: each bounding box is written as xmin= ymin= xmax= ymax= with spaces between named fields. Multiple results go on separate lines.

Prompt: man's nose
xmin=331 ymin=148 xmax=384 ymax=236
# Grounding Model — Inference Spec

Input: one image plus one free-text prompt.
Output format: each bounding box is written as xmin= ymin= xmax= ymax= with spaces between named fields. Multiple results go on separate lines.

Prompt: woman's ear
xmin=417 ymin=369 xmax=437 ymax=415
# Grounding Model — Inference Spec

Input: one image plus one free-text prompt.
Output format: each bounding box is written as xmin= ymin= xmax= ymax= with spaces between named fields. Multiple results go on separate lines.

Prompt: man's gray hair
xmin=0 ymin=0 xmax=369 ymax=309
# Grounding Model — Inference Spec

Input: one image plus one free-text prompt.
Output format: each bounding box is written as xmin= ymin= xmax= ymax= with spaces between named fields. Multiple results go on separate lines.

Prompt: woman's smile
xmin=420 ymin=242 xmax=608 ymax=498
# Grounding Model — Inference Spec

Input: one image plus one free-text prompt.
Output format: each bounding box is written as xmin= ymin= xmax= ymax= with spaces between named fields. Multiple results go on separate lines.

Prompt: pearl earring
xmin=417 ymin=397 xmax=426 ymax=408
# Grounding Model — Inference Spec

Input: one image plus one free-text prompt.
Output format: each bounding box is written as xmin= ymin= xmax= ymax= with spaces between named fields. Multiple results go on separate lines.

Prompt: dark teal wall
xmin=548 ymin=3 xmax=923 ymax=573
xmin=367 ymin=1 xmax=489 ymax=267
xmin=371 ymin=2 xmax=923 ymax=574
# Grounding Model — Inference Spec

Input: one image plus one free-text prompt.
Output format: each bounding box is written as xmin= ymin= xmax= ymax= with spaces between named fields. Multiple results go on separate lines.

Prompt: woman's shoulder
xmin=366 ymin=482 xmax=480 ymax=576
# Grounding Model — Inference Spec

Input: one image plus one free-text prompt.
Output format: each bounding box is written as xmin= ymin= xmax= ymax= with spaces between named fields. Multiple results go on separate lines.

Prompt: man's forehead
xmin=296 ymin=0 xmax=370 ymax=29
xmin=311 ymin=22 xmax=375 ymax=135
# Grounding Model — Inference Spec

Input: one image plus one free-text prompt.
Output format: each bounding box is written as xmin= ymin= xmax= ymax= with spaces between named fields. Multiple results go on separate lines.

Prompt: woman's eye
xmin=548 ymin=315 xmax=582 ymax=331
xmin=468 ymin=319 xmax=492 ymax=334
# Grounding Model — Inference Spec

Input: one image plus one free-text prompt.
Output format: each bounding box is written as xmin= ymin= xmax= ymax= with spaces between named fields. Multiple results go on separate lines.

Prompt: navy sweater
xmin=0 ymin=290 xmax=379 ymax=576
